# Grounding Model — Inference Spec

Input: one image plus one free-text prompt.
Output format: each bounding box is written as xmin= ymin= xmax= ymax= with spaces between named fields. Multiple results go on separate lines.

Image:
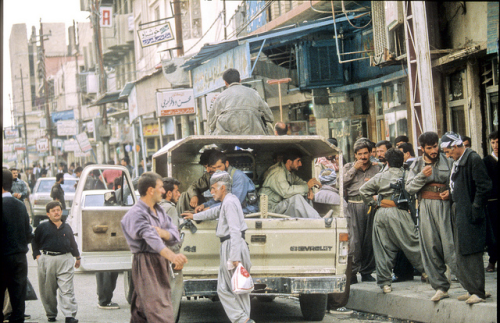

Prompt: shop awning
xmin=51 ymin=109 xmax=74 ymax=123
xmin=181 ymin=16 xmax=353 ymax=71
xmin=119 ymin=82 xmax=135 ymax=100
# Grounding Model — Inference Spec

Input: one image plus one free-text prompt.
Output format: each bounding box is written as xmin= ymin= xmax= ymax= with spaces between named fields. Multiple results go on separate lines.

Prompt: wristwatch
xmin=76 ymin=257 xmax=81 ymax=260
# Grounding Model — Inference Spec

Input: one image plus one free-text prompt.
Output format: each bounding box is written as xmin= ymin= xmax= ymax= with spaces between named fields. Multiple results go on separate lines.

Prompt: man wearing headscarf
xmin=406 ymin=132 xmax=456 ymax=302
xmin=441 ymin=132 xmax=492 ymax=304
xmin=182 ymin=171 xmax=254 ymax=323
xmin=314 ymin=168 xmax=342 ymax=205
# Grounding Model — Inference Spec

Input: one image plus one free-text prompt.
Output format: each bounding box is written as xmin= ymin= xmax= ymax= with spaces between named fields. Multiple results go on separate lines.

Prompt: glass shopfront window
xmin=379 ymin=82 xmax=408 ymax=143
xmin=446 ymin=69 xmax=469 ymax=136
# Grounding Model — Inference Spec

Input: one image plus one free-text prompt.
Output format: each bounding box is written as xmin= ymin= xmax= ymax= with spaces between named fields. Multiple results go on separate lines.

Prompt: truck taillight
xmin=339 ymin=233 xmax=348 ymax=242
xmin=338 ymin=233 xmax=349 ymax=264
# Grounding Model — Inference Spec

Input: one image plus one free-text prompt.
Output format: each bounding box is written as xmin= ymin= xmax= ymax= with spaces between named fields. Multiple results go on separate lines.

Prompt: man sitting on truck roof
xmin=176 ymin=149 xmax=219 ymax=214
xmin=194 ymin=151 xmax=259 ymax=215
xmin=259 ymin=149 xmax=322 ymax=218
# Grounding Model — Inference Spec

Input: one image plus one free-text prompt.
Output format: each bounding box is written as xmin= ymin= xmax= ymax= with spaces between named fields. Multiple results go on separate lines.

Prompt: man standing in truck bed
xmin=182 ymin=171 xmax=255 ymax=323
xmin=121 ymin=172 xmax=188 ymax=322
xmin=208 ymin=68 xmax=274 ymax=135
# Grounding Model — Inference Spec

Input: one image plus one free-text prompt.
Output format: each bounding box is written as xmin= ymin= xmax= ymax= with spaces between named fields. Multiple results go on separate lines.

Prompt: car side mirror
xmin=104 ymin=191 xmax=117 ymax=206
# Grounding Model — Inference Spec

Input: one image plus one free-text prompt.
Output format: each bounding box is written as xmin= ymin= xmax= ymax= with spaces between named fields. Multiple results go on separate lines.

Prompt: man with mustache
xmin=375 ymin=140 xmax=392 ymax=172
xmin=343 ymin=140 xmax=381 ymax=283
xmin=406 ymin=132 xmax=456 ymax=302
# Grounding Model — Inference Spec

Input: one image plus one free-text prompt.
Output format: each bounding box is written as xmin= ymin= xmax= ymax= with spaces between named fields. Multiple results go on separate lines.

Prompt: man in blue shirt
xmin=194 ymin=151 xmax=258 ymax=215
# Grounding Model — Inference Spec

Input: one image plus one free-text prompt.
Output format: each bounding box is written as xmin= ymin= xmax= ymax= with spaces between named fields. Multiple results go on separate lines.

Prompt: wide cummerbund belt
xmin=380 ymin=199 xmax=397 ymax=208
xmin=422 ymin=183 xmax=447 ymax=193
xmin=421 ymin=190 xmax=449 ymax=200
xmin=347 ymin=195 xmax=364 ymax=203
xmin=220 ymin=231 xmax=246 ymax=243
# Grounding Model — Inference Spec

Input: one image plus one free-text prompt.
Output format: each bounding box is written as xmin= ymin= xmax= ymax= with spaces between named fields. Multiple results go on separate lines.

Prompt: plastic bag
xmin=231 ymin=263 xmax=254 ymax=294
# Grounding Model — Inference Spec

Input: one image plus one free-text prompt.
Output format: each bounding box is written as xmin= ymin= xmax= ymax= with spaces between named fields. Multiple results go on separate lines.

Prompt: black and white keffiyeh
xmin=440 ymin=131 xmax=463 ymax=149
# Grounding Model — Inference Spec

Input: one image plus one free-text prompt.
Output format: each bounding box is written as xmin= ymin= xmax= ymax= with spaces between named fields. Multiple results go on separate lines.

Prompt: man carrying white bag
xmin=183 ymin=171 xmax=255 ymax=323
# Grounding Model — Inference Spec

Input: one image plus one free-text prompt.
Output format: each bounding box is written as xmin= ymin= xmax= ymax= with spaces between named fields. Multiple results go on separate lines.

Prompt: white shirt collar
xmin=2 ymin=192 xmax=13 ymax=197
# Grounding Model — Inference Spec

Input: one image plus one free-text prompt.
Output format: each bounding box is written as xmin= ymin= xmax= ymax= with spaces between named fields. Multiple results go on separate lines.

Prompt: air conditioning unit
xmin=371 ymin=1 xmax=405 ymax=66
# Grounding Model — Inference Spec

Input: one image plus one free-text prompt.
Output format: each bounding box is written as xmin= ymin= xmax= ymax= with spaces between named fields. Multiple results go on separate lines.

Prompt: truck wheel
xmin=256 ymin=296 xmax=275 ymax=302
xmin=299 ymin=294 xmax=327 ymax=321
xmin=124 ymin=270 xmax=134 ymax=305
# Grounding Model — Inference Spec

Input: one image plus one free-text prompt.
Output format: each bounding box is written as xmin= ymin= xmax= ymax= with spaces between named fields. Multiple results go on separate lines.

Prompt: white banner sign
xmin=4 ymin=127 xmax=20 ymax=139
xmin=100 ymin=6 xmax=113 ymax=28
xmin=64 ymin=140 xmax=80 ymax=152
xmin=156 ymin=89 xmax=195 ymax=117
xmin=57 ymin=120 xmax=78 ymax=136
xmin=46 ymin=156 xmax=55 ymax=163
xmin=138 ymin=22 xmax=174 ymax=48
xmin=36 ymin=138 xmax=49 ymax=152
xmin=76 ymin=132 xmax=92 ymax=152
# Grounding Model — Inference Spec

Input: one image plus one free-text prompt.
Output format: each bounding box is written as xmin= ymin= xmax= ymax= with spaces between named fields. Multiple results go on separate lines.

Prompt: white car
xmin=30 ymin=177 xmax=78 ymax=226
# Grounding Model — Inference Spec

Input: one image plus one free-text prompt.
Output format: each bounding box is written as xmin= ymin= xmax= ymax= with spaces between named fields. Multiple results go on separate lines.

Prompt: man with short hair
xmin=461 ymin=135 xmax=471 ymax=149
xmin=32 ymin=201 xmax=80 ymax=323
xmin=195 ymin=151 xmax=259 ymax=215
xmin=1 ymin=169 xmax=33 ymax=323
xmin=359 ymin=148 xmax=424 ymax=294
xmin=51 ymin=173 xmax=66 ymax=210
xmin=209 ymin=68 xmax=274 ymax=135
xmin=11 ymin=168 xmax=29 ymax=201
xmin=121 ymin=172 xmax=188 ymax=322
xmin=343 ymin=141 xmax=381 ymax=283
xmin=394 ymin=135 xmax=409 ymax=147
xmin=274 ymin=122 xmax=288 ymax=136
xmin=398 ymin=142 xmax=416 ymax=168
xmin=406 ymin=132 xmax=456 ymax=302
xmin=182 ymin=171 xmax=254 ymax=323
xmin=259 ymin=149 xmax=322 ymax=218
xmin=159 ymin=177 xmax=183 ymax=320
xmin=376 ymin=141 xmax=392 ymax=171
xmin=483 ymin=131 xmax=498 ymax=272
xmin=74 ymin=167 xmax=83 ymax=179
xmin=441 ymin=131 xmax=492 ymax=304
xmin=26 ymin=167 xmax=36 ymax=192
xmin=176 ymin=149 xmax=219 ymax=214
xmin=120 ymin=157 xmax=133 ymax=175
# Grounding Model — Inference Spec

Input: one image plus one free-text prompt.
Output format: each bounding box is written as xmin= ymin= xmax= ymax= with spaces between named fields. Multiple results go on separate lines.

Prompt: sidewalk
xmin=346 ymin=259 xmax=497 ymax=323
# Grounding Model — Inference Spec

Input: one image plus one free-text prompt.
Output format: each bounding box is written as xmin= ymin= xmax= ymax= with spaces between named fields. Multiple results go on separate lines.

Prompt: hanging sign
xmin=4 ymin=127 xmax=20 ymax=139
xmin=57 ymin=120 xmax=78 ymax=136
xmin=138 ymin=22 xmax=174 ymax=48
xmin=76 ymin=132 xmax=92 ymax=152
xmin=100 ymin=6 xmax=113 ymax=28
xmin=36 ymin=138 xmax=49 ymax=152
xmin=156 ymin=89 xmax=195 ymax=116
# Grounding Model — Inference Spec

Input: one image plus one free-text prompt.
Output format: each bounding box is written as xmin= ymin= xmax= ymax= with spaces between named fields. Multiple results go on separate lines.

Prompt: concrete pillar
xmin=181 ymin=115 xmax=190 ymax=138
xmin=466 ymin=60 xmax=483 ymax=156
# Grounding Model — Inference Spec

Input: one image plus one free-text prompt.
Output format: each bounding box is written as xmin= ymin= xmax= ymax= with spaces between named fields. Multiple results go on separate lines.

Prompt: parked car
xmin=29 ymin=177 xmax=78 ymax=226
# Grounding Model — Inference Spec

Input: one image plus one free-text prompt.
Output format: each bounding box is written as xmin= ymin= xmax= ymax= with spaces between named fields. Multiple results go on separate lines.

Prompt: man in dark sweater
xmin=32 ymin=201 xmax=80 ymax=323
xmin=1 ymin=168 xmax=33 ymax=323
xmin=483 ymin=131 xmax=498 ymax=272
xmin=441 ymin=132 xmax=492 ymax=305
xmin=50 ymin=173 xmax=66 ymax=210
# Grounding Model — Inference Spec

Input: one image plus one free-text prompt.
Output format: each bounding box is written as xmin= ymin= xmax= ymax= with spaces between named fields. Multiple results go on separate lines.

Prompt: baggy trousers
xmin=451 ymin=205 xmax=486 ymax=299
xmin=273 ymin=194 xmax=321 ymax=218
xmin=419 ymin=198 xmax=457 ymax=292
xmin=372 ymin=208 xmax=424 ymax=287
xmin=171 ymin=269 xmax=183 ymax=321
xmin=0 ymin=253 xmax=27 ymax=323
xmin=130 ymin=253 xmax=173 ymax=323
xmin=96 ymin=271 xmax=119 ymax=306
xmin=218 ymin=239 xmax=252 ymax=323
xmin=37 ymin=253 xmax=77 ymax=319
xmin=347 ymin=202 xmax=375 ymax=276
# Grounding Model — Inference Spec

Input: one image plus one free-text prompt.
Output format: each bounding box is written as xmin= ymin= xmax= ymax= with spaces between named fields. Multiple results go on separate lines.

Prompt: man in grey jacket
xmin=182 ymin=171 xmax=255 ymax=323
xmin=209 ymin=68 xmax=274 ymax=135
xmin=406 ymin=132 xmax=456 ymax=302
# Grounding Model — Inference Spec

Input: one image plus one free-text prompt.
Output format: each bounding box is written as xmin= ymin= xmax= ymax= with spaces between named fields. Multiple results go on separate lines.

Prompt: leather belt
xmin=380 ymin=200 xmax=397 ymax=208
xmin=421 ymin=190 xmax=448 ymax=200
xmin=41 ymin=250 xmax=66 ymax=256
xmin=220 ymin=231 xmax=246 ymax=243
xmin=422 ymin=183 xmax=447 ymax=193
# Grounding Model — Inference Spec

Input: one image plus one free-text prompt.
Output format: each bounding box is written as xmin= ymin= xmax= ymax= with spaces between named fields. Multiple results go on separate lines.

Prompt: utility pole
xmin=223 ymin=0 xmax=227 ymax=40
xmin=73 ymin=20 xmax=84 ymax=166
xmin=173 ymin=0 xmax=184 ymax=56
xmin=39 ymin=19 xmax=56 ymax=174
xmin=19 ymin=67 xmax=30 ymax=170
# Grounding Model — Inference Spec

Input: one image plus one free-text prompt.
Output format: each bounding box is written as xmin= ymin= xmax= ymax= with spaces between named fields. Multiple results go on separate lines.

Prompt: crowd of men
xmin=1 ymin=66 xmax=497 ymax=323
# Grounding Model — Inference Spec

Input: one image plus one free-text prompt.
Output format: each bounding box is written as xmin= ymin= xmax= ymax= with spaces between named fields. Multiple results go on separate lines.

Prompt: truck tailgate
xmin=181 ymin=217 xmax=348 ymax=278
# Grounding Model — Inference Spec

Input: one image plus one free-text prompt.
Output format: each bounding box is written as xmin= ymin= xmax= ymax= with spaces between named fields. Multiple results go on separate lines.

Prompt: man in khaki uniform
xmin=359 ymin=148 xmax=424 ymax=294
xmin=406 ymin=132 xmax=456 ymax=302
xmin=259 ymin=149 xmax=321 ymax=218
xmin=343 ymin=141 xmax=380 ymax=283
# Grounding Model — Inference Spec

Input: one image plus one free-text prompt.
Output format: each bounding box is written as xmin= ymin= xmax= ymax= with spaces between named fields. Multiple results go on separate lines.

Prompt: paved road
xmin=22 ymin=253 xmax=416 ymax=323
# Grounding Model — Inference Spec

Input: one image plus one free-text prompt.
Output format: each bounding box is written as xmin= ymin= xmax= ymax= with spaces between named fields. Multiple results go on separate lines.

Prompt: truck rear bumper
xmin=184 ymin=275 xmax=347 ymax=297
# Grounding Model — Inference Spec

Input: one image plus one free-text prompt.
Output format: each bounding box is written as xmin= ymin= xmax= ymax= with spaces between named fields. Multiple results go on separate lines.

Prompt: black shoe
xmin=65 ymin=318 xmax=79 ymax=323
xmin=361 ymin=274 xmax=376 ymax=282
xmin=48 ymin=318 xmax=57 ymax=322
xmin=24 ymin=314 xmax=31 ymax=319
xmin=350 ymin=275 xmax=358 ymax=285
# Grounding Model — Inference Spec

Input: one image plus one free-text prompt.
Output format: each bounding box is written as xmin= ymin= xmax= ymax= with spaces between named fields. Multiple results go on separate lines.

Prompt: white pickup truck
xmin=70 ymin=135 xmax=350 ymax=322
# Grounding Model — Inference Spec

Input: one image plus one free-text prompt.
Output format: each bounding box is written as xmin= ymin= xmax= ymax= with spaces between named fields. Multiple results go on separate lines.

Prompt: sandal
xmin=486 ymin=262 xmax=495 ymax=272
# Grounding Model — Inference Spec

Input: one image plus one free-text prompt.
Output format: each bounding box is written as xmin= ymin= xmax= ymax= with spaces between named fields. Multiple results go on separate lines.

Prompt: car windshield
xmin=36 ymin=180 xmax=77 ymax=193
xmin=84 ymin=193 xmax=134 ymax=207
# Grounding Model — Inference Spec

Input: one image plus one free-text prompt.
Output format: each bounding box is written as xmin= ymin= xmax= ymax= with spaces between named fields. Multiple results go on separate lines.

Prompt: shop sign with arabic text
xmin=156 ymin=89 xmax=195 ymax=116
xmin=138 ymin=22 xmax=174 ymax=48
